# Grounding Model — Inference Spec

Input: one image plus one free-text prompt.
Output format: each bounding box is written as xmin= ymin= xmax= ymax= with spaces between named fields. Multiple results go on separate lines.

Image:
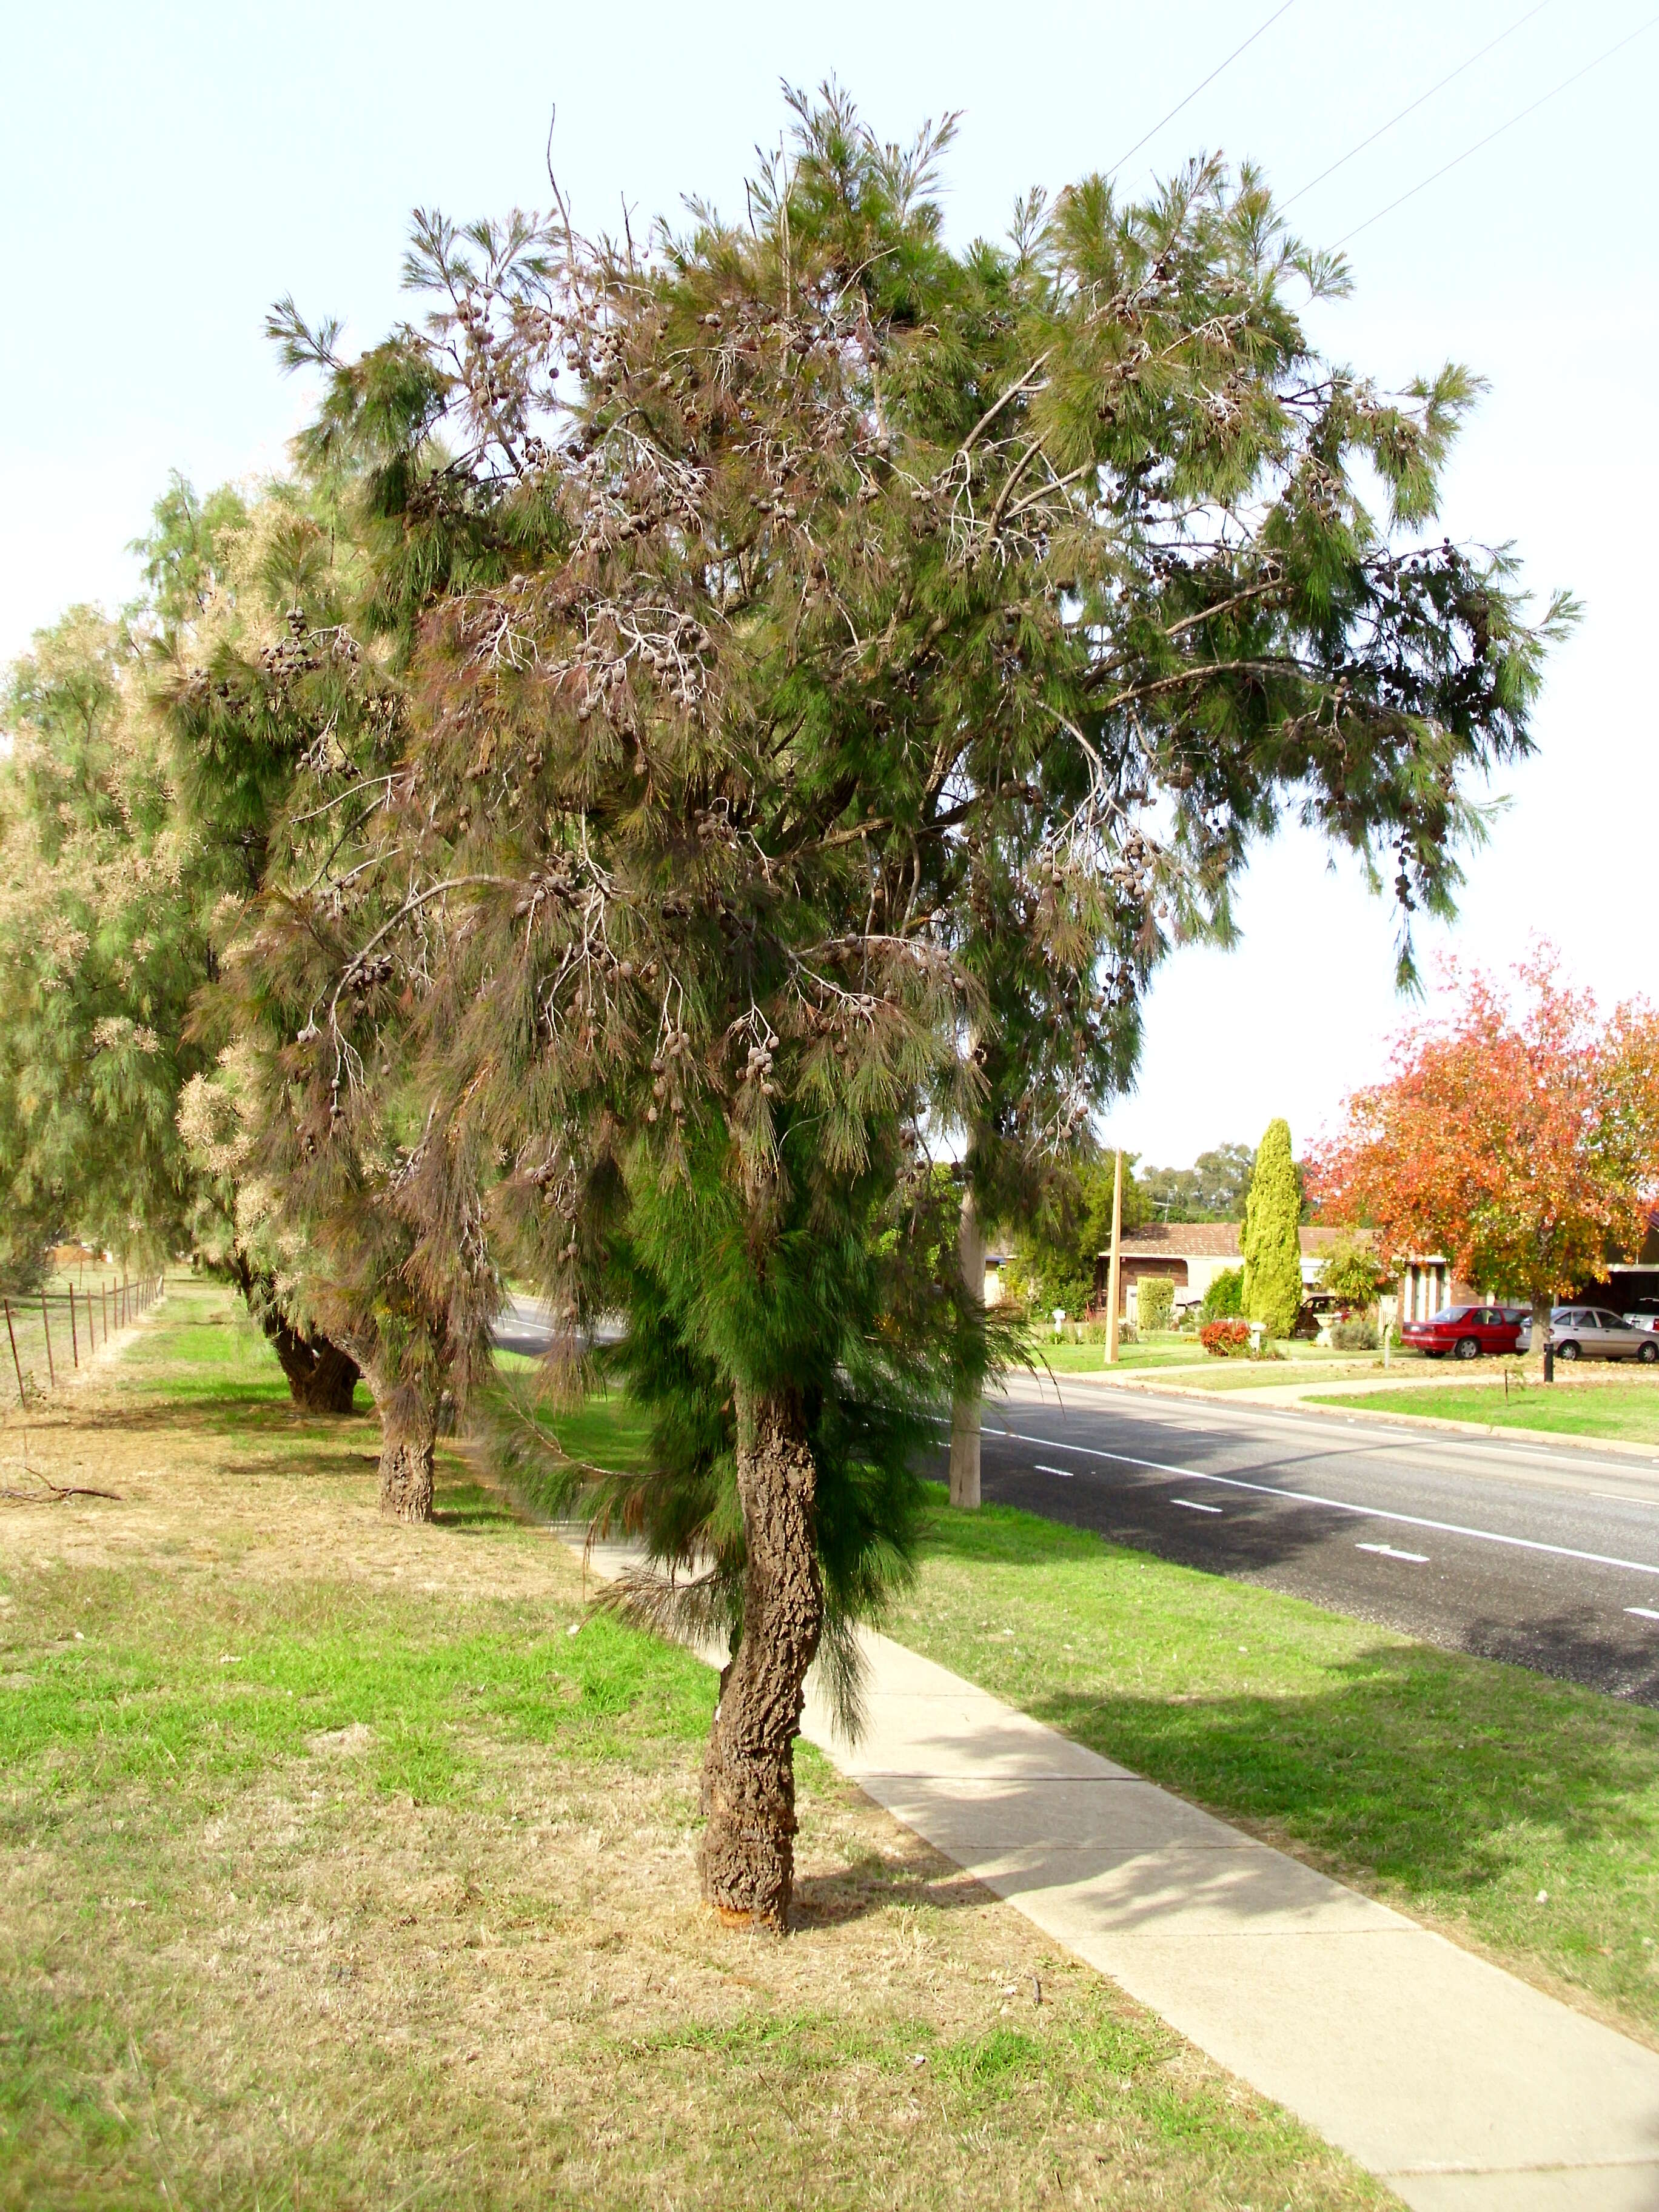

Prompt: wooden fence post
xmin=101 ymin=1282 xmax=108 ymax=1344
xmin=4 ymin=1300 xmax=23 ymax=1408
xmin=40 ymin=1292 xmax=55 ymax=1390
xmin=69 ymin=1289 xmax=78 ymax=1367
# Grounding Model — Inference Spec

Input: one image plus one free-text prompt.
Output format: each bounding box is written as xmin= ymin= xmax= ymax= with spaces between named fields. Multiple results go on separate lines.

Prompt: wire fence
xmin=1 ymin=1273 xmax=165 ymax=1408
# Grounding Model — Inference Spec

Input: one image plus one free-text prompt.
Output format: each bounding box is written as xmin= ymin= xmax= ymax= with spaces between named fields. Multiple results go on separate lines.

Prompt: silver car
xmin=1549 ymin=1307 xmax=1659 ymax=1364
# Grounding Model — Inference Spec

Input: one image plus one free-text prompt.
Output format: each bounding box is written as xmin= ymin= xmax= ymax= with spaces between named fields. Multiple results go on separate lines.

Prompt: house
xmin=1561 ymin=1210 xmax=1659 ymax=1314
xmin=1091 ymin=1223 xmax=1353 ymax=1316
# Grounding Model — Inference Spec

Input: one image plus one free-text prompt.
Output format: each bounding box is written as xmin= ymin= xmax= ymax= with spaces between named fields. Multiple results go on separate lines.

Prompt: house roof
xmin=1098 ymin=1222 xmax=1350 ymax=1261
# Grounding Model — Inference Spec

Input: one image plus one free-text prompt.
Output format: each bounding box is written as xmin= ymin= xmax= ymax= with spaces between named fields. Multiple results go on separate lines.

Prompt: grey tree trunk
xmin=698 ymin=1385 xmax=823 ymax=1930
xmin=1532 ymin=1295 xmax=1555 ymax=1385
xmin=948 ymin=1184 xmax=986 ymax=1510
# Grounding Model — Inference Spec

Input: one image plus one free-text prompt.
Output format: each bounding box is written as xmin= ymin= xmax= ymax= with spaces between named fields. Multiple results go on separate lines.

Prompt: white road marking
xmin=1626 ymin=1607 xmax=1659 ymax=1623
xmin=1033 ymin=1463 xmax=1074 ymax=1479
xmin=1357 ymin=1542 xmax=1429 ymax=1564
xmin=997 ymin=1429 xmax=1659 ymax=1580
xmin=1171 ymin=1499 xmax=1223 ymax=1515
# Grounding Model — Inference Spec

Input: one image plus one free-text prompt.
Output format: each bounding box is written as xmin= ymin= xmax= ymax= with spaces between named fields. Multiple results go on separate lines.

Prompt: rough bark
xmin=227 ymin=1256 xmax=361 ymax=1414
xmin=378 ymin=1403 xmax=437 ymax=1523
xmin=699 ymin=1386 xmax=823 ymax=1930
xmin=268 ymin=1319 xmax=363 ymax=1414
xmin=948 ymin=1184 xmax=986 ymax=1510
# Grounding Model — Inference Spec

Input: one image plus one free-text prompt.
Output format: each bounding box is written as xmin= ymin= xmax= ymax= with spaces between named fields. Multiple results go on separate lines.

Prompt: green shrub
xmin=1242 ymin=1119 xmax=1303 ymax=1338
xmin=1318 ymin=1233 xmax=1390 ymax=1310
xmin=1332 ymin=1316 xmax=1379 ymax=1352
xmin=1201 ymin=1266 xmax=1244 ymax=1320
xmin=1136 ymin=1276 xmax=1175 ymax=1332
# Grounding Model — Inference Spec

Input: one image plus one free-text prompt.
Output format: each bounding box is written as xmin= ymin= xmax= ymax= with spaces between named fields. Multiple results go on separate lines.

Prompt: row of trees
xmin=0 ymin=87 xmax=1570 ymax=1925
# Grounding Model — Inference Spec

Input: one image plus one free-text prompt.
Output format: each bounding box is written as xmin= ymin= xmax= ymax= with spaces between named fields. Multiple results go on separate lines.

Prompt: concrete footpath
xmin=574 ymin=1537 xmax=1659 ymax=2208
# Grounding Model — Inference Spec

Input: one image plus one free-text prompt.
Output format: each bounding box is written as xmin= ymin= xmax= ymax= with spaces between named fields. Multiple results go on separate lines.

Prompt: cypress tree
xmin=1242 ymin=1118 xmax=1304 ymax=1338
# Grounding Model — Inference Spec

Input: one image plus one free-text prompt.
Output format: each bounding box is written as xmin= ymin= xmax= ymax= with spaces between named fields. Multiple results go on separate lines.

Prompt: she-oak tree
xmin=264 ymin=89 xmax=1567 ymax=1926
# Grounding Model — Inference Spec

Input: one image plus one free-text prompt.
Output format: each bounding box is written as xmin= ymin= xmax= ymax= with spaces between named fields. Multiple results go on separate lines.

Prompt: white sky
xmin=5 ymin=1 xmax=1654 ymax=1171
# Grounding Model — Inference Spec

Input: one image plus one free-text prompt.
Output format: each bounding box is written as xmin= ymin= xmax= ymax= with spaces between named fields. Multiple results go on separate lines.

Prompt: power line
xmin=1107 ymin=0 xmax=1298 ymax=180
xmin=1335 ymin=11 xmax=1659 ymax=247
xmin=1281 ymin=1 xmax=1553 ymax=211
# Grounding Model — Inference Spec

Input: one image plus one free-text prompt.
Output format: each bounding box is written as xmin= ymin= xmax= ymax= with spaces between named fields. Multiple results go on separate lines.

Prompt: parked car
xmin=1547 ymin=1307 xmax=1659 ymax=1364
xmin=1400 ymin=1304 xmax=1530 ymax=1359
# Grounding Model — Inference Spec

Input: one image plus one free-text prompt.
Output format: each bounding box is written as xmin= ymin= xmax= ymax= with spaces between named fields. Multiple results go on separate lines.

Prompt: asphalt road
xmin=492 ymin=1293 xmax=623 ymax=1358
xmin=497 ymin=1292 xmax=1659 ymax=1703
xmin=965 ymin=1379 xmax=1659 ymax=1703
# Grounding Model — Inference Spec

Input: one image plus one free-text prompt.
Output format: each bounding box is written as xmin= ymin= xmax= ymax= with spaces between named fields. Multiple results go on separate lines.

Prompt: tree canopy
xmin=0 ymin=608 xmax=204 ymax=1282
xmin=1308 ymin=951 xmax=1659 ymax=1345
xmin=1139 ymin=1142 xmax=1255 ymax=1222
xmin=243 ymin=84 xmax=1570 ymax=1925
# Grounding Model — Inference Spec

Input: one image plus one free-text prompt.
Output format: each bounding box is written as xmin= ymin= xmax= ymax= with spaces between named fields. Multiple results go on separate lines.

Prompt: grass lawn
xmin=1032 ymin=1337 xmax=1414 ymax=1381
xmin=1321 ymin=1373 xmax=1659 ymax=1446
xmin=0 ymin=1281 xmax=1382 ymax=2211
xmin=1053 ymin=1359 xmax=1432 ymax=1395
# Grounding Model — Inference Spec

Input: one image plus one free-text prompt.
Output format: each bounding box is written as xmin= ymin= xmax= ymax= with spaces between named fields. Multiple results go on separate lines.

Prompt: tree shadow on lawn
xmin=1019 ymin=1648 xmax=1659 ymax=1906
xmin=789 ymin=1851 xmax=991 ymax=1931
xmin=70 ymin=1384 xmax=370 ymax=1443
xmin=432 ymin=1477 xmax=527 ymax=1534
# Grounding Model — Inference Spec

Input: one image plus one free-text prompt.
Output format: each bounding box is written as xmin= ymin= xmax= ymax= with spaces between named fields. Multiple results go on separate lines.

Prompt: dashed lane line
xmin=996 ymin=1428 xmax=1659 ymax=1581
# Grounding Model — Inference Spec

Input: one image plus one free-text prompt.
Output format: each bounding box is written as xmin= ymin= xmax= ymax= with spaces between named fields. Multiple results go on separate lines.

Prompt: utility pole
xmin=1104 ymin=1150 xmax=1124 ymax=1366
xmin=948 ymin=1179 xmax=986 ymax=1509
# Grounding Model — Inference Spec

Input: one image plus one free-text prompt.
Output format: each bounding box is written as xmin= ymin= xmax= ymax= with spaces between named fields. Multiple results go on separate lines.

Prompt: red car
xmin=1400 ymin=1304 xmax=1529 ymax=1360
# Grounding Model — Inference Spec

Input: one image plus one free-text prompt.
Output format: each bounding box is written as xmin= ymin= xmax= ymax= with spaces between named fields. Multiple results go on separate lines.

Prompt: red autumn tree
xmin=1308 ymin=952 xmax=1659 ymax=1377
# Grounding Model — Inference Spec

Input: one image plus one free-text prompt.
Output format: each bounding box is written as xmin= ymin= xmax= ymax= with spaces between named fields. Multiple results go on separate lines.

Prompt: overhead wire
xmin=1335 ymin=11 xmax=1659 ymax=246
xmin=1106 ymin=0 xmax=1297 ymax=179
xmin=1279 ymin=0 xmax=1553 ymax=210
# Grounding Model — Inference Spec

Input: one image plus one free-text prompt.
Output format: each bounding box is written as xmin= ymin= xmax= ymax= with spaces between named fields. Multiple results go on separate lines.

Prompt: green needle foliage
xmin=0 ymin=608 xmax=206 ymax=1281
xmin=150 ymin=483 xmax=499 ymax=1492
xmin=1242 ymin=1117 xmax=1304 ymax=1337
xmin=260 ymin=84 xmax=1567 ymax=1923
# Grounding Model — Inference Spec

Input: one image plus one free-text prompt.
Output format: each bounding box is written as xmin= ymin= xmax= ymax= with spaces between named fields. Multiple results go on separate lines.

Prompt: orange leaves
xmin=1308 ymin=950 xmax=1659 ymax=1302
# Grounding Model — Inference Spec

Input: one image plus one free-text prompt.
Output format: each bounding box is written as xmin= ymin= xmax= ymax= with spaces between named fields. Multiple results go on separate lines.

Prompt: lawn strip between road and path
xmin=0 ymin=1279 xmax=1383 ymax=2212
xmin=1318 ymin=1375 xmax=1659 ymax=1448
xmin=1032 ymin=1336 xmax=1406 ymax=1379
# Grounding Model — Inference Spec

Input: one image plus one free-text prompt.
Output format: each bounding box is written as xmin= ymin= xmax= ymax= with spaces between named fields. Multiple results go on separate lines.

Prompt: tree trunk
xmin=1532 ymin=1295 xmax=1555 ymax=1385
xmin=229 ymin=1258 xmax=361 ymax=1413
xmin=378 ymin=1402 xmax=437 ymax=1523
xmin=269 ymin=1320 xmax=362 ymax=1413
xmin=698 ymin=1385 xmax=822 ymax=1931
xmin=948 ymin=1184 xmax=986 ymax=1510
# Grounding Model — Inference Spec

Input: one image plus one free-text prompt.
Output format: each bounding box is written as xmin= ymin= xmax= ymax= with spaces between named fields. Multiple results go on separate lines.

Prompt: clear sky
xmin=5 ymin=1 xmax=1654 ymax=1170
